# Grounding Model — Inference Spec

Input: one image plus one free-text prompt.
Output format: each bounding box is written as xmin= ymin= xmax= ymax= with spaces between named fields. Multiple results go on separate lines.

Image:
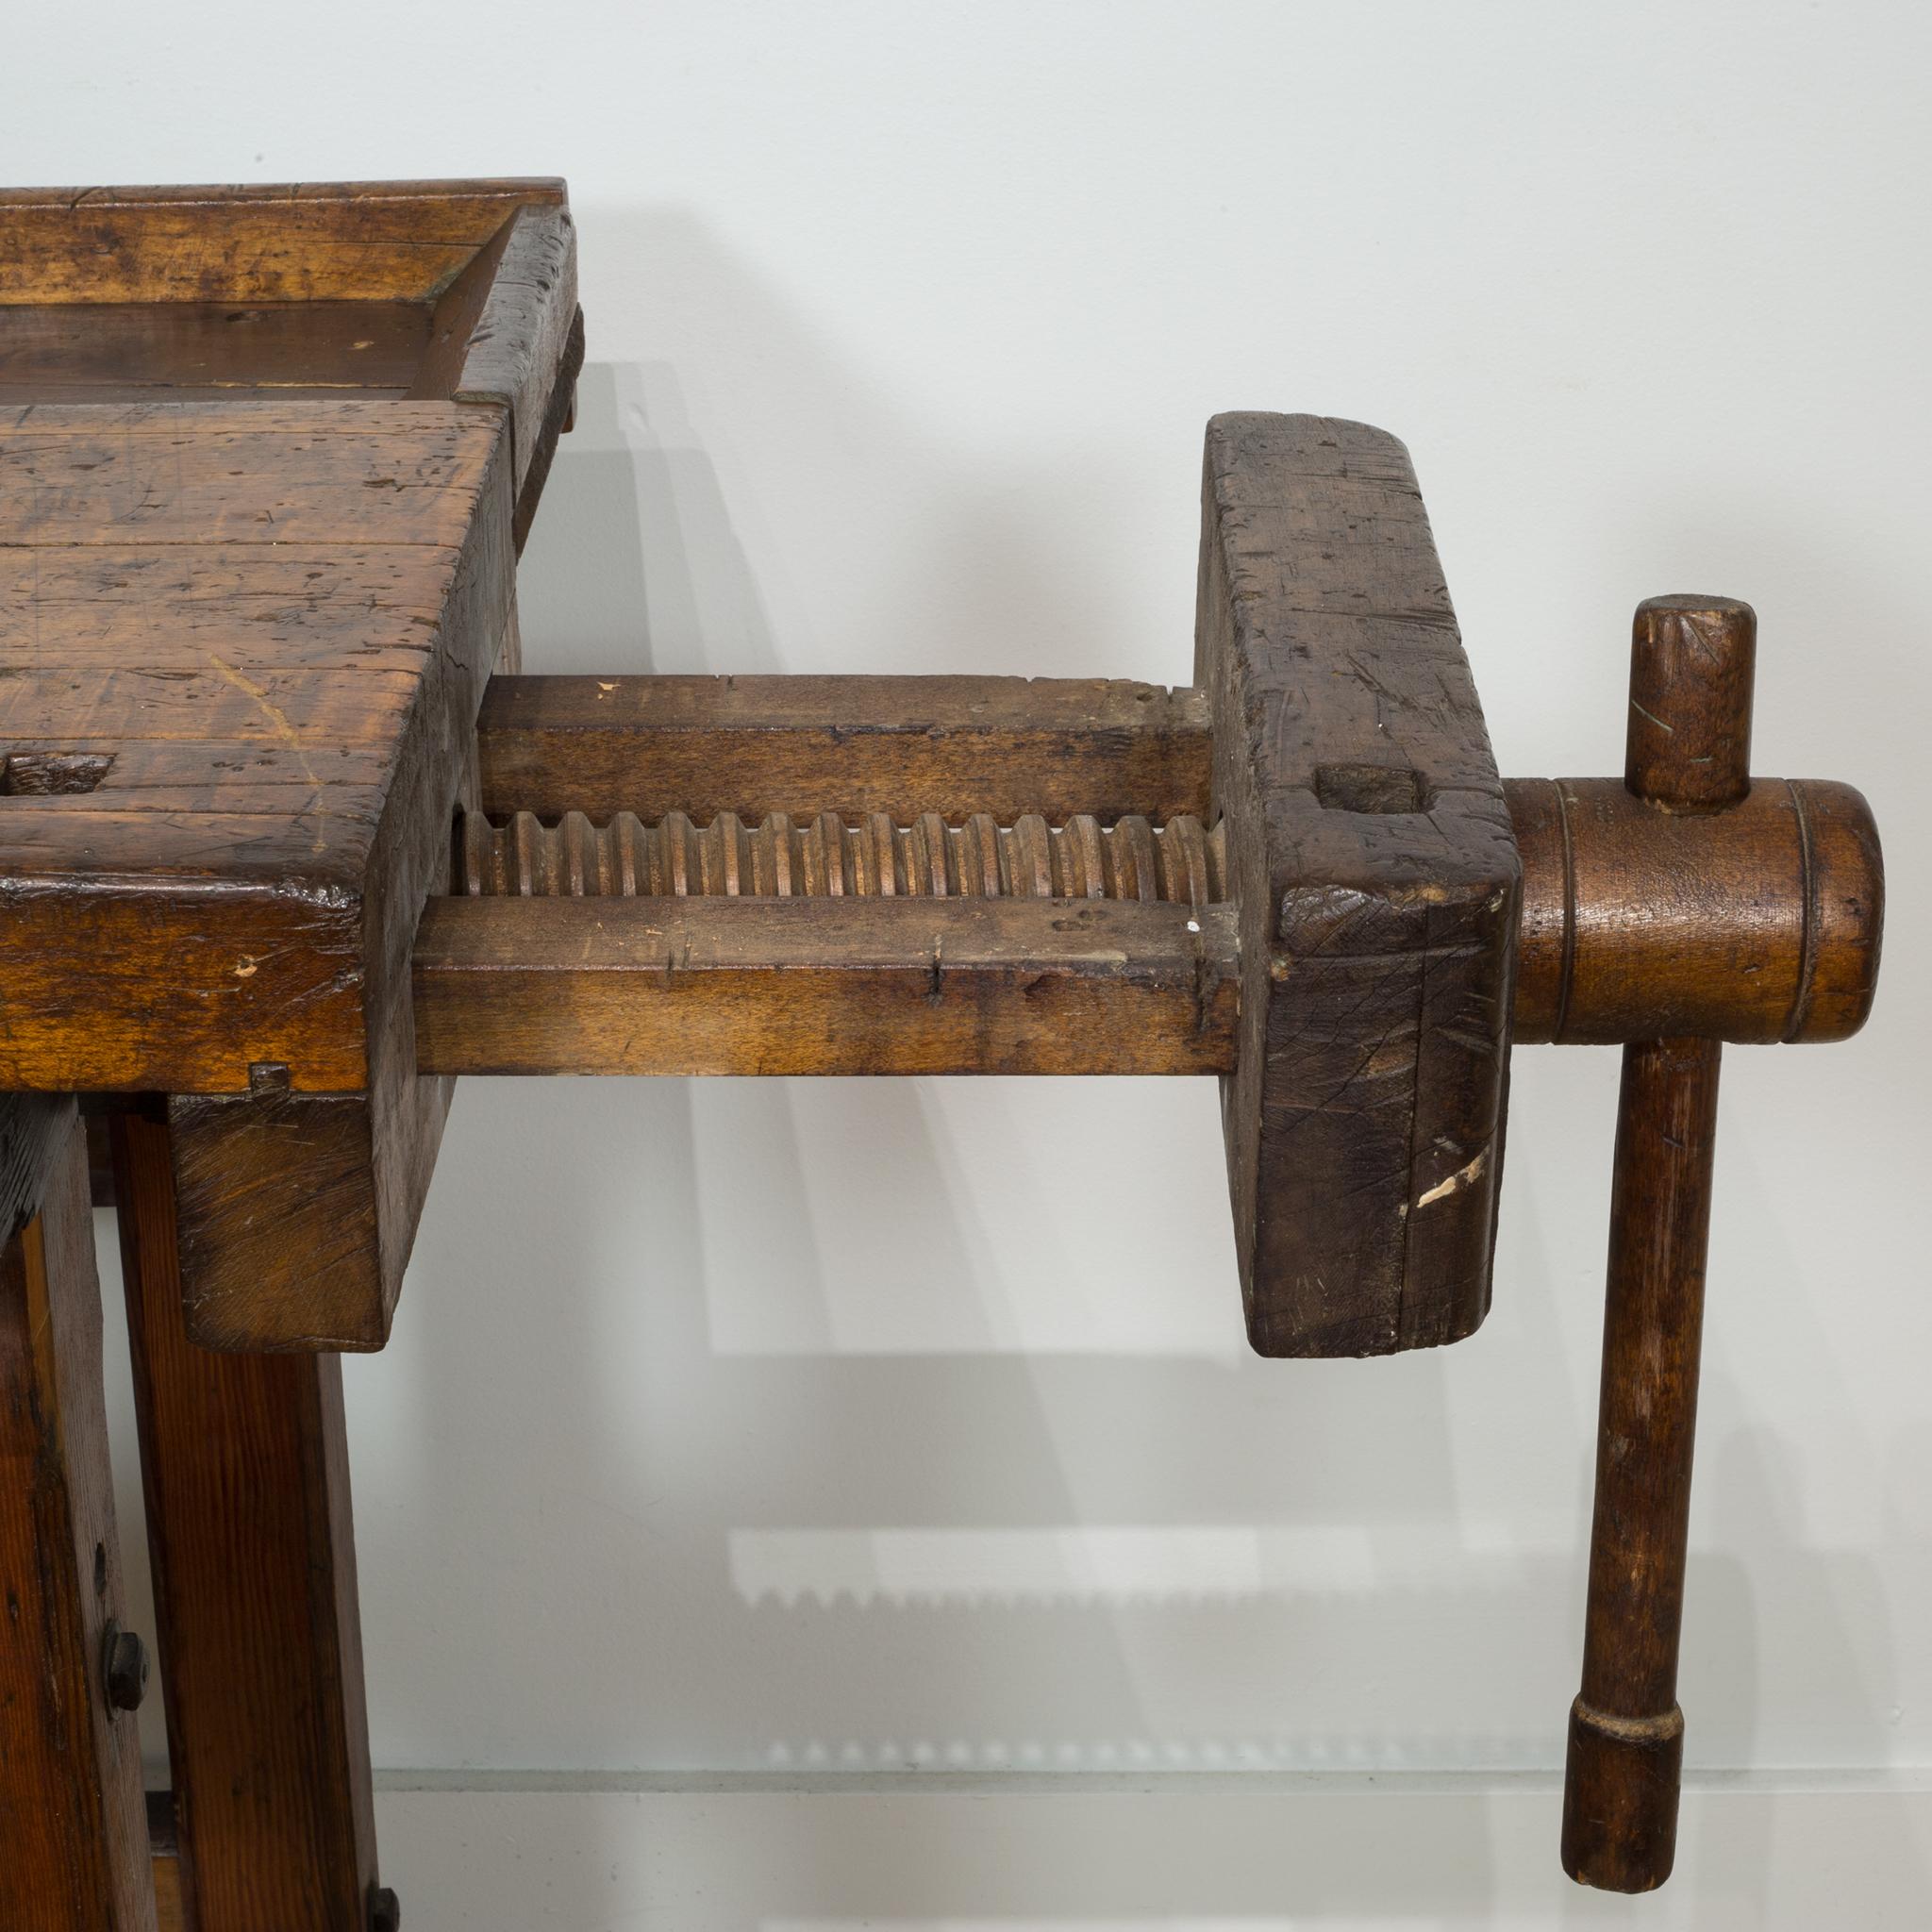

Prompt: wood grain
xmin=0 ymin=541 xmax=472 ymax=672
xmin=0 ymin=401 xmax=497 ymax=545
xmin=1196 ymin=413 xmax=1519 ymax=1357
xmin=0 ymin=663 xmax=425 ymax=742
xmin=475 ymin=675 xmax=1214 ymax=824
xmin=0 ymin=299 xmax=433 ymax=404
xmin=165 ymin=1091 xmax=414 ymax=1349
xmin=0 ymin=1096 xmax=157 ymax=1932
xmin=450 ymin=207 xmax=579 ymax=499
xmin=509 ymin=307 xmax=584 ymax=556
xmin=414 ymin=896 xmax=1240 ymax=1077
xmin=0 ymin=179 xmax=567 ymax=306
xmin=113 ymin=1107 xmax=380 ymax=1928
xmin=0 ymin=741 xmax=395 ymax=808
xmin=2 ymin=1087 xmax=74 ymax=1230
xmin=410 ymin=208 xmax=518 ymax=402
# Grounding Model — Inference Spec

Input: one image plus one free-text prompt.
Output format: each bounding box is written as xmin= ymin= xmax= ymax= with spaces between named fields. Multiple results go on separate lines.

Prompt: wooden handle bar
xmin=1559 ymin=596 xmax=1756 ymax=1892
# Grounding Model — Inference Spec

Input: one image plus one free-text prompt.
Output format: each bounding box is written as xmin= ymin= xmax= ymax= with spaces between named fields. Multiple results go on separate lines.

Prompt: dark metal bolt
xmin=101 ymin=1622 xmax=148 ymax=1713
xmin=368 ymin=1885 xmax=401 ymax=1932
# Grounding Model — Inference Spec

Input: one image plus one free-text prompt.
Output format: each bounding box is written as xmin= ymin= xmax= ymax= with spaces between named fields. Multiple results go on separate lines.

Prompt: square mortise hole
xmin=1314 ymin=761 xmax=1430 ymax=814
xmin=0 ymin=751 xmax=115 ymax=796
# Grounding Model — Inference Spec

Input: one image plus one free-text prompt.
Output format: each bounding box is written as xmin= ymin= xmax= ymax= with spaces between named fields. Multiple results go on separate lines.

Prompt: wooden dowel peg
xmin=1624 ymin=594 xmax=1756 ymax=809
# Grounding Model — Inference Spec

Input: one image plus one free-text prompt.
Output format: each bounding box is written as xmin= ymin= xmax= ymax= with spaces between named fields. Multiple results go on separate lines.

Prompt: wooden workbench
xmin=0 ymin=177 xmax=1884 ymax=1924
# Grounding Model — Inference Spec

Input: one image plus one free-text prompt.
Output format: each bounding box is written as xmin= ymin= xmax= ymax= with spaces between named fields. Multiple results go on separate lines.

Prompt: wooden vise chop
xmin=0 ymin=178 xmax=1885 ymax=1923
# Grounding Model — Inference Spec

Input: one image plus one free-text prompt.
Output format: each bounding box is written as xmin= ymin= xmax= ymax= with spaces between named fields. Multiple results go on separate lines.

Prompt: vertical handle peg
xmin=1561 ymin=596 xmax=1755 ymax=1891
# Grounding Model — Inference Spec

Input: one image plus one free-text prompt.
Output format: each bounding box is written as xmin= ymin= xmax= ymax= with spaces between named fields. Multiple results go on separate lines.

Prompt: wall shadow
xmin=354 ymin=213 xmax=1505 ymax=1886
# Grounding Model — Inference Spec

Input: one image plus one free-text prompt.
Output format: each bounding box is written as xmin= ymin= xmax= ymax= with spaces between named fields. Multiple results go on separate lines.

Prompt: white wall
xmin=12 ymin=0 xmax=1930 ymax=1916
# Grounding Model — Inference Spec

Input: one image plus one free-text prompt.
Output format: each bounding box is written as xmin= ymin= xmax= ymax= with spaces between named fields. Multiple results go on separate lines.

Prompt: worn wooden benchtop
xmin=0 ymin=180 xmax=583 ymax=1346
xmin=0 ymin=397 xmax=508 ymax=1094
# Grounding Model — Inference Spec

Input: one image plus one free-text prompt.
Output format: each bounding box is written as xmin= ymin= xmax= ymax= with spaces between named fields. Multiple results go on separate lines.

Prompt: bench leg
xmin=110 ymin=1108 xmax=383 ymax=1932
xmin=1 ymin=1096 xmax=158 ymax=1932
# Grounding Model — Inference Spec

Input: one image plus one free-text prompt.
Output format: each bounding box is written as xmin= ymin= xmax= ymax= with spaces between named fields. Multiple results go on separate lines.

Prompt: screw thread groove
xmin=458 ymin=808 xmax=1228 ymax=906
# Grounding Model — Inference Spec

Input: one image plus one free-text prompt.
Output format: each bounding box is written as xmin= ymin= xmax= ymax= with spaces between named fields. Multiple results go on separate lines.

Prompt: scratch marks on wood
xmin=206 ymin=653 xmax=327 ymax=849
xmin=1416 ymin=1147 xmax=1488 ymax=1208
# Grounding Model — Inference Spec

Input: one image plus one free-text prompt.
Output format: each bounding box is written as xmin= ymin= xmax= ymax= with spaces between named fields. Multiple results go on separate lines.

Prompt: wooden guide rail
xmin=474 ymin=675 xmax=1213 ymax=824
xmin=415 ymin=897 xmax=1238 ymax=1077
xmin=415 ymin=673 xmax=1882 ymax=1080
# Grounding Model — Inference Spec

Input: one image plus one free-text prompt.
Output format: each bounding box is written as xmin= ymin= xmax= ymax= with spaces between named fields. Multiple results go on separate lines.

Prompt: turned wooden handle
xmin=1560 ymin=596 xmax=1755 ymax=1890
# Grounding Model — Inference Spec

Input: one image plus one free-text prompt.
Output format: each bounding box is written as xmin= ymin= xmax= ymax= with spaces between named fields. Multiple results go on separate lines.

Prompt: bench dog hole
xmin=0 ymin=750 xmax=115 ymax=796
xmin=1315 ymin=761 xmax=1430 ymax=814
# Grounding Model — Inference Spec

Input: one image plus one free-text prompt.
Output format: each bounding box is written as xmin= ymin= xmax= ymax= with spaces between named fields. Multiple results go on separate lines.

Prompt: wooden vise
xmin=0 ymin=178 xmax=1885 ymax=1926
